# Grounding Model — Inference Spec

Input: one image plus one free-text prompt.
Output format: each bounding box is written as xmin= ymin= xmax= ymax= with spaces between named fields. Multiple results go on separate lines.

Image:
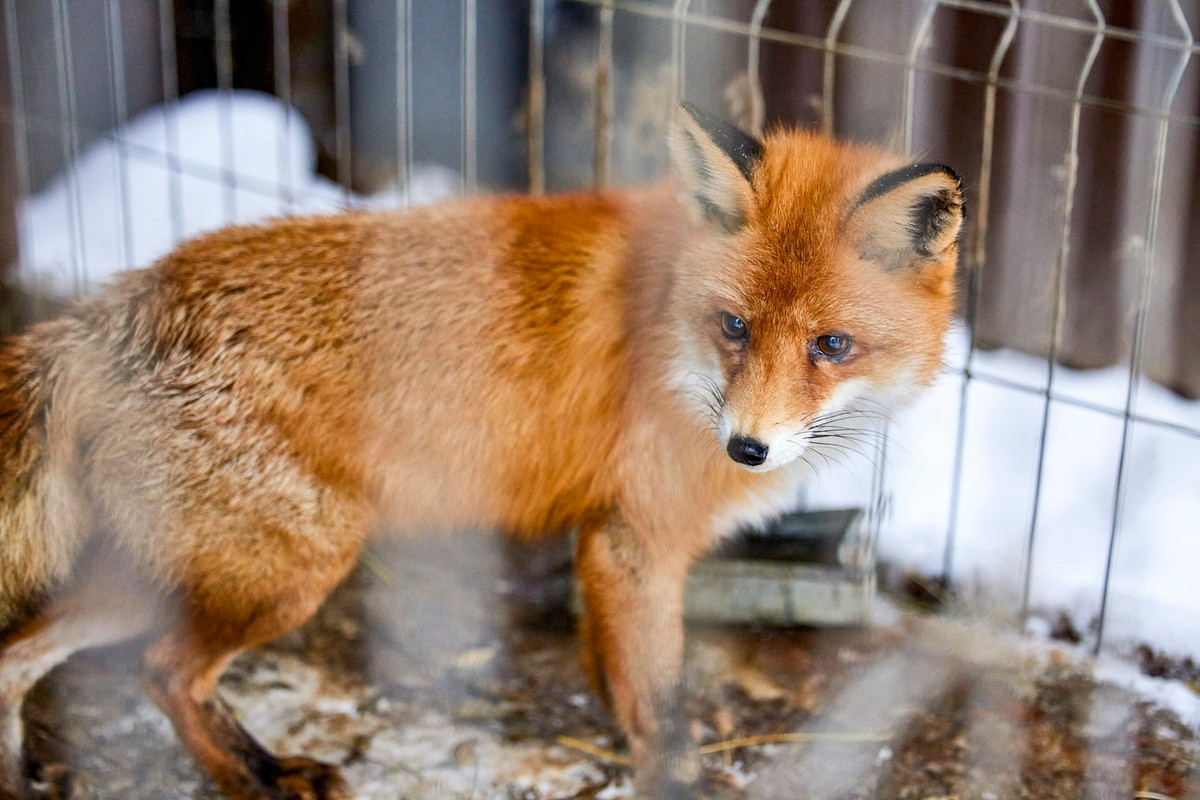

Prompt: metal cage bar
xmin=943 ymin=0 xmax=1020 ymax=586
xmin=901 ymin=1 xmax=939 ymax=155
xmin=461 ymin=0 xmax=477 ymax=191
xmin=214 ymin=0 xmax=237 ymax=222
xmin=746 ymin=0 xmax=772 ymax=136
xmin=527 ymin=0 xmax=546 ymax=195
xmin=102 ymin=0 xmax=134 ymax=272
xmin=333 ymin=0 xmax=352 ymax=206
xmin=1096 ymin=1 xmax=1195 ymax=654
xmin=3 ymin=0 xmax=36 ymax=277
xmin=821 ymin=0 xmax=854 ymax=134
xmin=272 ymin=0 xmax=296 ymax=209
xmin=50 ymin=0 xmax=85 ymax=294
xmin=1018 ymin=0 xmax=1106 ymax=625
xmin=156 ymin=0 xmax=184 ymax=243
xmin=593 ymin=2 xmax=615 ymax=188
xmin=671 ymin=0 xmax=692 ymax=106
xmin=396 ymin=0 xmax=413 ymax=206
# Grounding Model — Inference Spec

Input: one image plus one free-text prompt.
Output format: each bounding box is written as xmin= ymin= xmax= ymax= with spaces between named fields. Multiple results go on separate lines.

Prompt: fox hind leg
xmin=141 ymin=536 xmax=360 ymax=800
xmin=142 ymin=627 xmax=346 ymax=800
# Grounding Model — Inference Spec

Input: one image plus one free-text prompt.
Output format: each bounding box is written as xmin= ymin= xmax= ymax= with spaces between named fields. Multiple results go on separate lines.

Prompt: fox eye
xmin=719 ymin=312 xmax=748 ymax=341
xmin=814 ymin=334 xmax=852 ymax=360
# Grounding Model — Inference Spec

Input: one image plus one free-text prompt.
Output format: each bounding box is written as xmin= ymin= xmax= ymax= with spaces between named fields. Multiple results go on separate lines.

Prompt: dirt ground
xmin=19 ymin=534 xmax=1200 ymax=800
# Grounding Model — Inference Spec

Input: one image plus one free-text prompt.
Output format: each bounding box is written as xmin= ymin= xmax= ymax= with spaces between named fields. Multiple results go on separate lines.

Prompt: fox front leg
xmin=575 ymin=522 xmax=700 ymax=797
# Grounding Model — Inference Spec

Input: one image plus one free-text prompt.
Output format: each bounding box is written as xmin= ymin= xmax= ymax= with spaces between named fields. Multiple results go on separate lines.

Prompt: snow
xmin=811 ymin=323 xmax=1200 ymax=667
xmin=11 ymin=91 xmax=1199 ymax=706
xmin=1093 ymin=657 xmax=1200 ymax=730
xmin=17 ymin=89 xmax=456 ymax=296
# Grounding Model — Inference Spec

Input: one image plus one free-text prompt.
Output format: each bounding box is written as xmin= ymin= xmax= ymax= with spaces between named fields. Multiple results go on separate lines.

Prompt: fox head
xmin=666 ymin=104 xmax=963 ymax=472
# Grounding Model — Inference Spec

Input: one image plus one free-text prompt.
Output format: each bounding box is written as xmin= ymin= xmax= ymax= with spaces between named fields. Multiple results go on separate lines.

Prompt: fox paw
xmin=265 ymin=757 xmax=347 ymax=800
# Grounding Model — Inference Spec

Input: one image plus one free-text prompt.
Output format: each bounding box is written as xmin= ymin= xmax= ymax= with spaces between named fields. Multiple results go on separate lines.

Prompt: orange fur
xmin=0 ymin=108 xmax=962 ymax=799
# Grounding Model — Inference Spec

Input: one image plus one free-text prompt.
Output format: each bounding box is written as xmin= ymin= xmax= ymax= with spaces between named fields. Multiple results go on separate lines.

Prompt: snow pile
xmin=17 ymin=89 xmax=456 ymax=296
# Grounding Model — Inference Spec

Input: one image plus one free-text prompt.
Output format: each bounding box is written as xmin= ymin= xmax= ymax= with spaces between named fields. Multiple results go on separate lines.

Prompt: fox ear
xmin=849 ymin=163 xmax=964 ymax=272
xmin=668 ymin=103 xmax=763 ymax=234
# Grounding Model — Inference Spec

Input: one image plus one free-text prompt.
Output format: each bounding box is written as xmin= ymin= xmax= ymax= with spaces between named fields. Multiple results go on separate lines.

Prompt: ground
xmin=19 ymin=534 xmax=1200 ymax=800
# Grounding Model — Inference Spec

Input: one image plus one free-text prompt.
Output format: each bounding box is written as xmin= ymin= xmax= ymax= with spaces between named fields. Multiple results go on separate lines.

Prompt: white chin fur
xmin=732 ymin=459 xmax=781 ymax=474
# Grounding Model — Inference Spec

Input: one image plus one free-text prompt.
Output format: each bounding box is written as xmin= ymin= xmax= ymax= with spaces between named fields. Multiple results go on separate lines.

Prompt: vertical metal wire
xmin=527 ymin=0 xmax=546 ymax=195
xmin=50 ymin=0 xmax=86 ymax=294
xmin=862 ymin=0 xmax=942 ymax=568
xmin=943 ymin=0 xmax=1020 ymax=586
xmin=3 ymin=0 xmax=35 ymax=278
xmin=333 ymin=0 xmax=352 ymax=206
xmin=272 ymin=0 xmax=296 ymax=209
xmin=670 ymin=0 xmax=691 ymax=106
xmin=901 ymin=0 xmax=939 ymax=155
xmin=821 ymin=0 xmax=854 ymax=135
xmin=214 ymin=0 xmax=237 ymax=222
xmin=461 ymin=0 xmax=477 ymax=191
xmin=1018 ymin=0 xmax=1105 ymax=624
xmin=396 ymin=0 xmax=413 ymax=206
xmin=1096 ymin=2 xmax=1194 ymax=654
xmin=103 ymin=0 xmax=134 ymax=270
xmin=866 ymin=425 xmax=891 ymax=556
xmin=746 ymin=0 xmax=772 ymax=136
xmin=157 ymin=0 xmax=184 ymax=242
xmin=592 ymin=2 xmax=615 ymax=188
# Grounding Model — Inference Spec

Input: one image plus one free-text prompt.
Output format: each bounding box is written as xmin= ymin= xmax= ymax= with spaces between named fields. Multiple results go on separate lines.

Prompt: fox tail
xmin=0 ymin=325 xmax=94 ymax=632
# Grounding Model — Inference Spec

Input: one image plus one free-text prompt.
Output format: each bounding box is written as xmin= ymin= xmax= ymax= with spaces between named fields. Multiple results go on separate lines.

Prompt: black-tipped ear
xmin=668 ymin=104 xmax=764 ymax=233
xmin=678 ymin=102 xmax=763 ymax=183
xmin=850 ymin=163 xmax=964 ymax=269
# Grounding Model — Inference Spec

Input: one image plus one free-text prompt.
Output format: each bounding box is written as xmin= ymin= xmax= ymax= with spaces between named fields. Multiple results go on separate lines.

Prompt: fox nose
xmin=727 ymin=435 xmax=768 ymax=466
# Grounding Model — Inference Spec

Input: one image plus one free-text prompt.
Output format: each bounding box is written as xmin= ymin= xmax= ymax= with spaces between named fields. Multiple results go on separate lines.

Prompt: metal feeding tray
xmin=683 ymin=508 xmax=875 ymax=627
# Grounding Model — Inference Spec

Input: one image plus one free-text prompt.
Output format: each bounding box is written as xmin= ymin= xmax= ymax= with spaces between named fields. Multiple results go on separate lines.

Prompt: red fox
xmin=0 ymin=105 xmax=962 ymax=799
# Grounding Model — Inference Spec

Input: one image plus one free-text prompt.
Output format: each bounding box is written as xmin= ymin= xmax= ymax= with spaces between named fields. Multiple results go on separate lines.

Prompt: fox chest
xmin=709 ymin=461 xmax=810 ymax=541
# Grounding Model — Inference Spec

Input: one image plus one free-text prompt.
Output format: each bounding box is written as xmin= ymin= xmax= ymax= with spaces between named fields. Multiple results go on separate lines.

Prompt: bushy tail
xmin=0 ymin=325 xmax=91 ymax=631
